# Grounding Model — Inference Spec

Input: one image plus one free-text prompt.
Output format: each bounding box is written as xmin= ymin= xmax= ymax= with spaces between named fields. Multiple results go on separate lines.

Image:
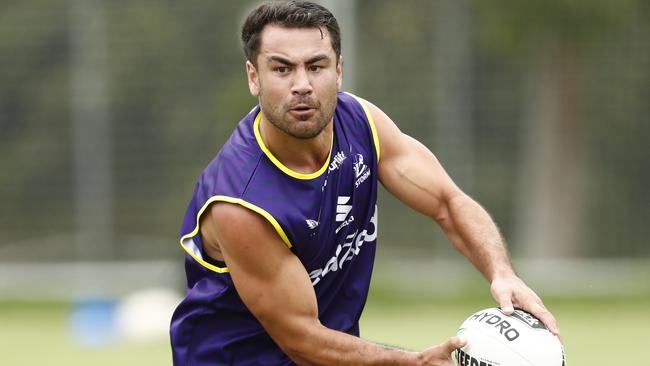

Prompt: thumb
xmin=442 ymin=335 xmax=467 ymax=354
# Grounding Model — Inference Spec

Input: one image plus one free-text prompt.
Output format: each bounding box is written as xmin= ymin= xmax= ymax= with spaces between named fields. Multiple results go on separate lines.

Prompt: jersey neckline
xmin=253 ymin=111 xmax=333 ymax=180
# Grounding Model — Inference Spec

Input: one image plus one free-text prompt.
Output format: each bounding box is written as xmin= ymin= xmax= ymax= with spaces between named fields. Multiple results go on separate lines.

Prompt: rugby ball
xmin=456 ymin=307 xmax=565 ymax=366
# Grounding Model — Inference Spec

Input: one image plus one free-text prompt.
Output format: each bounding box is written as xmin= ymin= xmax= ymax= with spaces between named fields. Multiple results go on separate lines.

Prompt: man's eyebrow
xmin=266 ymin=54 xmax=331 ymax=66
xmin=305 ymin=54 xmax=331 ymax=64
xmin=267 ymin=55 xmax=296 ymax=66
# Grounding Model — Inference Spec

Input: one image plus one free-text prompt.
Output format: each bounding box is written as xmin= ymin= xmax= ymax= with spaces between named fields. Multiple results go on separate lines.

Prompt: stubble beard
xmin=260 ymin=92 xmax=337 ymax=140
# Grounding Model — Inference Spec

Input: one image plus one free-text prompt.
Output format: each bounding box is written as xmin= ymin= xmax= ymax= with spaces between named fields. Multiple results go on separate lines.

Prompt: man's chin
xmin=288 ymin=122 xmax=327 ymax=139
xmin=290 ymin=129 xmax=322 ymax=140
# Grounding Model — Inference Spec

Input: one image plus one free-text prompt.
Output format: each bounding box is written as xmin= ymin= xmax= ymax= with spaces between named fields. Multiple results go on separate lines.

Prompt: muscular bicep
xmin=366 ymin=100 xmax=463 ymax=220
xmin=202 ymin=202 xmax=320 ymax=351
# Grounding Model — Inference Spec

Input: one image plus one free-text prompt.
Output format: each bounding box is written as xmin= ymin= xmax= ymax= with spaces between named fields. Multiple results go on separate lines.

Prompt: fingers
xmin=510 ymin=295 xmax=561 ymax=337
xmin=525 ymin=302 xmax=561 ymax=337
xmin=491 ymin=285 xmax=514 ymax=315
xmin=420 ymin=335 xmax=467 ymax=365
xmin=491 ymin=277 xmax=561 ymax=337
xmin=499 ymin=299 xmax=515 ymax=315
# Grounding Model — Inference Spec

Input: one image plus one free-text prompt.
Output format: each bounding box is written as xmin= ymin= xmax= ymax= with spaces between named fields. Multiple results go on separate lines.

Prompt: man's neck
xmin=259 ymin=117 xmax=333 ymax=175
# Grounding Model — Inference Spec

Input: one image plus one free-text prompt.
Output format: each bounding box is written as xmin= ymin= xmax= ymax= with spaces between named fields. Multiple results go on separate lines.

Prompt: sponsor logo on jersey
xmin=335 ymin=196 xmax=352 ymax=221
xmin=306 ymin=219 xmax=319 ymax=230
xmin=328 ymin=151 xmax=346 ymax=172
xmin=353 ymin=154 xmax=370 ymax=188
xmin=335 ymin=196 xmax=354 ymax=233
xmin=309 ymin=206 xmax=377 ymax=286
xmin=456 ymin=349 xmax=495 ymax=366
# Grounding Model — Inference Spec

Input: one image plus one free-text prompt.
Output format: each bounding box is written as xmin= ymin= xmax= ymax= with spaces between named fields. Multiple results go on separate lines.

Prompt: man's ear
xmin=336 ymin=55 xmax=343 ymax=91
xmin=246 ymin=60 xmax=260 ymax=97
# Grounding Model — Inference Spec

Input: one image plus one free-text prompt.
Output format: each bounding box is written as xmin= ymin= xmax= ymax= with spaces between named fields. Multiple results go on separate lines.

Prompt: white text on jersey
xmin=309 ymin=206 xmax=378 ymax=286
xmin=328 ymin=151 xmax=346 ymax=172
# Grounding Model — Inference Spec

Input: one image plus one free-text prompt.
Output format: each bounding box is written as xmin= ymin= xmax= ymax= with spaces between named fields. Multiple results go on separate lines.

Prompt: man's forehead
xmin=258 ymin=24 xmax=334 ymax=60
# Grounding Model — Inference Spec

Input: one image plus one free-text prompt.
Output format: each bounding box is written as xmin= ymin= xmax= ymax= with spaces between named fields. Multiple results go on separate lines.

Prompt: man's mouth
xmin=291 ymin=104 xmax=315 ymax=111
xmin=289 ymin=104 xmax=316 ymax=119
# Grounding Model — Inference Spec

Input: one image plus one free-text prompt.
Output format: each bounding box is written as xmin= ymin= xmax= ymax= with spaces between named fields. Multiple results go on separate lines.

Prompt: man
xmin=170 ymin=1 xmax=560 ymax=365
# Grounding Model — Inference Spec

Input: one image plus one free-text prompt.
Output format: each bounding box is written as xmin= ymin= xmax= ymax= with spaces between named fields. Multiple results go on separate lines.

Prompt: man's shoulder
xmin=337 ymin=91 xmax=362 ymax=108
xmin=197 ymin=107 xmax=263 ymax=197
xmin=336 ymin=92 xmax=379 ymax=154
xmin=336 ymin=91 xmax=371 ymax=122
xmin=211 ymin=106 xmax=261 ymax=165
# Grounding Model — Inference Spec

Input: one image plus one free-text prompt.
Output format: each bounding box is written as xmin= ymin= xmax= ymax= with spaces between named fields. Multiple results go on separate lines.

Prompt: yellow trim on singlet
xmin=179 ymin=195 xmax=293 ymax=274
xmin=346 ymin=92 xmax=381 ymax=162
xmin=253 ymin=112 xmax=333 ymax=180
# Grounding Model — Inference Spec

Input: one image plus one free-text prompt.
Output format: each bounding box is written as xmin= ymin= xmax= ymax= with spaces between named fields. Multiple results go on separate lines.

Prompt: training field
xmin=362 ymin=290 xmax=650 ymax=365
xmin=1 ymin=291 xmax=647 ymax=365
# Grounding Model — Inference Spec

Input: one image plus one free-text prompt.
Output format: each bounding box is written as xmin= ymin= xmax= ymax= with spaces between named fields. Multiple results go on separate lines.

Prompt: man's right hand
xmin=417 ymin=336 xmax=467 ymax=366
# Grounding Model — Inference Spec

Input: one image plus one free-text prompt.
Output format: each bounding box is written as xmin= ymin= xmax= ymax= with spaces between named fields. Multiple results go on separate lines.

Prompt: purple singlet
xmin=171 ymin=92 xmax=380 ymax=365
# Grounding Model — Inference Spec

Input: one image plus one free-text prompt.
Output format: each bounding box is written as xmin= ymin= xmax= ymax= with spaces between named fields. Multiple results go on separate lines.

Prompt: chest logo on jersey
xmin=306 ymin=219 xmax=319 ymax=230
xmin=335 ymin=196 xmax=355 ymax=234
xmin=328 ymin=151 xmax=346 ymax=172
xmin=353 ymin=154 xmax=371 ymax=188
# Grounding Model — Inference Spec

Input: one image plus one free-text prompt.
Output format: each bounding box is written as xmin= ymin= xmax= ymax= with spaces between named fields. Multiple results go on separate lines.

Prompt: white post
xmin=69 ymin=0 xmax=113 ymax=259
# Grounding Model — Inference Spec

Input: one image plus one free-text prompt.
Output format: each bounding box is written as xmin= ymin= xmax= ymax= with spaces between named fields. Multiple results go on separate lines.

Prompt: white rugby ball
xmin=456 ymin=307 xmax=565 ymax=366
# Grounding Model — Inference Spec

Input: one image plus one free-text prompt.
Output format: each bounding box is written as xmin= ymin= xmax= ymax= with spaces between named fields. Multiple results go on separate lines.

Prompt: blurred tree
xmin=474 ymin=0 xmax=642 ymax=258
xmin=0 ymin=1 xmax=74 ymax=251
xmin=105 ymin=1 xmax=257 ymax=258
xmin=0 ymin=0 xmax=647 ymax=262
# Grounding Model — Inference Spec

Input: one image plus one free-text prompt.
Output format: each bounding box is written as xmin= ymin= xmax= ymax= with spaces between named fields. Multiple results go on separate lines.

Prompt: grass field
xmin=1 ymin=291 xmax=648 ymax=365
xmin=362 ymin=290 xmax=650 ymax=365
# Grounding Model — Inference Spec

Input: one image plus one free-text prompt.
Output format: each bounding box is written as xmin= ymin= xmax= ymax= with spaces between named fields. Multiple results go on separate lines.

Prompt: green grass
xmin=361 ymin=289 xmax=650 ymax=364
xmin=0 ymin=301 xmax=170 ymax=365
xmin=1 ymin=293 xmax=648 ymax=365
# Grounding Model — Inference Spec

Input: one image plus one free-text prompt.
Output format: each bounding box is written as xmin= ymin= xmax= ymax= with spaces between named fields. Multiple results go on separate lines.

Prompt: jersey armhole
xmin=345 ymin=92 xmax=381 ymax=162
xmin=179 ymin=195 xmax=293 ymax=274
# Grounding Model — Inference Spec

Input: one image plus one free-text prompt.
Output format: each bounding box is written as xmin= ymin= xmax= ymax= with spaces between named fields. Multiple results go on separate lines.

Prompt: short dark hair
xmin=241 ymin=1 xmax=341 ymax=66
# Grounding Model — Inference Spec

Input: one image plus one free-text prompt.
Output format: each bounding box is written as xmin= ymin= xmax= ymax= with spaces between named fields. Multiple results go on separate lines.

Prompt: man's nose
xmin=291 ymin=67 xmax=313 ymax=95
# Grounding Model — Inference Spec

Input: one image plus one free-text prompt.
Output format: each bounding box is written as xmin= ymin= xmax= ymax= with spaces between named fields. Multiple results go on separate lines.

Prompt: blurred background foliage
xmin=0 ymin=0 xmax=648 ymax=264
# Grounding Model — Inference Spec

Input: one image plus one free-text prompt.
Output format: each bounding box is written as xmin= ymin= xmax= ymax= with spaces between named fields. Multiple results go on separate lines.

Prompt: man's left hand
xmin=490 ymin=275 xmax=561 ymax=337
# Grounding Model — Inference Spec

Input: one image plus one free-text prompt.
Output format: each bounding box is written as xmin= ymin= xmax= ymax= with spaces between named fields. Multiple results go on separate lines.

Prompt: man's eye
xmin=275 ymin=66 xmax=289 ymax=73
xmin=308 ymin=65 xmax=322 ymax=72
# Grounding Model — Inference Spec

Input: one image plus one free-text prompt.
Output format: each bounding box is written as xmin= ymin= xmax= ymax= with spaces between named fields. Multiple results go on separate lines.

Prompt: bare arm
xmin=366 ymin=100 xmax=560 ymax=335
xmin=201 ymin=202 xmax=463 ymax=366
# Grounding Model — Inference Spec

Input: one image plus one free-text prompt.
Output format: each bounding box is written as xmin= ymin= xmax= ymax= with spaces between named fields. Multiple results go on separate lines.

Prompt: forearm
xmin=210 ymin=200 xmax=450 ymax=365
xmin=275 ymin=319 xmax=420 ymax=366
xmin=437 ymin=193 xmax=515 ymax=281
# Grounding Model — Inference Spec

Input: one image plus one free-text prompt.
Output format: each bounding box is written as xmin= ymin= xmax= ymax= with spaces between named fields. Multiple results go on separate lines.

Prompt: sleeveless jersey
xmin=170 ymin=92 xmax=380 ymax=365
